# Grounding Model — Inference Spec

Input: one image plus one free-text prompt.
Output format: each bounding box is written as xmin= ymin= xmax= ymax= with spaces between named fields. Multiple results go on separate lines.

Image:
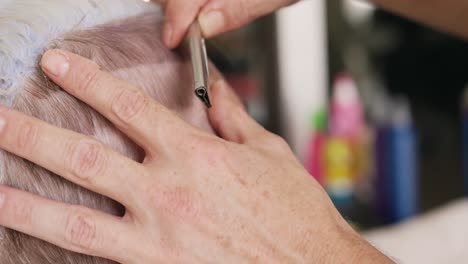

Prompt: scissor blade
xmin=187 ymin=22 xmax=212 ymax=108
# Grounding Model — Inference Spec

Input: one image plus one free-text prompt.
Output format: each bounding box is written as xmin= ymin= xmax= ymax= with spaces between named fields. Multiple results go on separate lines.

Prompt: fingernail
xmin=164 ymin=23 xmax=174 ymax=47
xmin=41 ymin=50 xmax=70 ymax=77
xmin=199 ymin=11 xmax=225 ymax=37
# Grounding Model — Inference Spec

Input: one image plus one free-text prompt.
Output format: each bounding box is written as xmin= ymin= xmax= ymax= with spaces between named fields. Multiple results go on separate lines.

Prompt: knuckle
xmin=65 ymin=210 xmax=97 ymax=251
xmin=68 ymin=140 xmax=106 ymax=181
xmin=15 ymin=121 xmax=39 ymax=151
xmin=111 ymin=89 xmax=148 ymax=125
xmin=77 ymin=66 xmax=101 ymax=94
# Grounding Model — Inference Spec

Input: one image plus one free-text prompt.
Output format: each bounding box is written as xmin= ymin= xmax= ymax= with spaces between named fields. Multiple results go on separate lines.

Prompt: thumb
xmin=208 ymin=80 xmax=265 ymax=144
xmin=199 ymin=0 xmax=298 ymax=37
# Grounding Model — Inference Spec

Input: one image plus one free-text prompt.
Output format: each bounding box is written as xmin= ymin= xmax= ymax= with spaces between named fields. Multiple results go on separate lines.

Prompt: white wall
xmin=276 ymin=0 xmax=328 ymax=161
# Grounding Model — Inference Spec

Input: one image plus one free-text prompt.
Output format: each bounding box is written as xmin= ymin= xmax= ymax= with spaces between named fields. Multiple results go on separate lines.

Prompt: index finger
xmin=40 ymin=49 xmax=196 ymax=154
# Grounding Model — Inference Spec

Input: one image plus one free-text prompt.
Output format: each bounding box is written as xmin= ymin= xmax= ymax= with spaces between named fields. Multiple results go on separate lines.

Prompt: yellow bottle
xmin=324 ymin=137 xmax=354 ymax=206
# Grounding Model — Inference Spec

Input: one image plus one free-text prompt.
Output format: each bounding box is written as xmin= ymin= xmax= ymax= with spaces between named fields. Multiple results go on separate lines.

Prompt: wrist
xmin=298 ymin=208 xmax=394 ymax=263
xmin=318 ymin=220 xmax=395 ymax=263
xmin=335 ymin=226 xmax=394 ymax=263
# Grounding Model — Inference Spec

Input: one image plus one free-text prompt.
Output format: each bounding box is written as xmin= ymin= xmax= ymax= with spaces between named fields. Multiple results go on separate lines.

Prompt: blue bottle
xmin=387 ymin=97 xmax=418 ymax=221
xmin=371 ymin=92 xmax=392 ymax=222
xmin=463 ymin=89 xmax=468 ymax=195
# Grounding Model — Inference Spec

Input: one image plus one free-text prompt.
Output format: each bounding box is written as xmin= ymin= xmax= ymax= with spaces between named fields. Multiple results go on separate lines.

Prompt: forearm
xmin=335 ymin=229 xmax=395 ymax=263
xmin=314 ymin=222 xmax=394 ymax=263
xmin=298 ymin=208 xmax=394 ymax=263
xmin=372 ymin=0 xmax=468 ymax=40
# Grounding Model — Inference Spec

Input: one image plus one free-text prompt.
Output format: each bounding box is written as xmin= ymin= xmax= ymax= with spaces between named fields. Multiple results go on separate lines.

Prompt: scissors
xmin=186 ymin=22 xmax=212 ymax=108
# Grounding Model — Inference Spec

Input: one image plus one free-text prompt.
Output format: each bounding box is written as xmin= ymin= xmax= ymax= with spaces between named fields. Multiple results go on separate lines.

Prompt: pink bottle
xmin=329 ymin=73 xmax=364 ymax=139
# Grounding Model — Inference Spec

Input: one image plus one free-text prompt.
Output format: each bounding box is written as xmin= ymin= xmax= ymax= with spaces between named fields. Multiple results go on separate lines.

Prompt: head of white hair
xmin=0 ymin=0 xmax=159 ymax=107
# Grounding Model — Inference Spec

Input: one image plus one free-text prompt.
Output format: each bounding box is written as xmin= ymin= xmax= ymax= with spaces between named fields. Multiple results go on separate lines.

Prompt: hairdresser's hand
xmin=159 ymin=0 xmax=299 ymax=48
xmin=0 ymin=50 xmax=392 ymax=263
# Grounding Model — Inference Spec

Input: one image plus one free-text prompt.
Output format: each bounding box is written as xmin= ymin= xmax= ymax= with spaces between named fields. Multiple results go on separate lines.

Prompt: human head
xmin=0 ymin=0 xmax=212 ymax=263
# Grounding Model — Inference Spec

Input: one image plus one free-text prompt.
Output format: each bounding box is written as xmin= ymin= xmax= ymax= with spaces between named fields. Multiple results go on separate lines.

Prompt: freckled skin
xmin=0 ymin=25 xmax=394 ymax=263
xmin=0 ymin=0 xmax=461 ymax=262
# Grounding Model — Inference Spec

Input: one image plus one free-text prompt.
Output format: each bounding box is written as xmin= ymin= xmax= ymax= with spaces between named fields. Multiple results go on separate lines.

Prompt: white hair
xmin=0 ymin=0 xmax=160 ymax=107
xmin=0 ymin=2 xmax=213 ymax=262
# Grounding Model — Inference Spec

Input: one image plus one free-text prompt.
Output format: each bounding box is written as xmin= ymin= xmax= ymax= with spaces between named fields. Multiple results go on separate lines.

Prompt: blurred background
xmin=207 ymin=0 xmax=468 ymax=229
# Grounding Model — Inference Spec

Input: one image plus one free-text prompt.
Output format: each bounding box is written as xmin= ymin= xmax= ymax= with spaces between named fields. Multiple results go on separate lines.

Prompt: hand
xmin=159 ymin=0 xmax=299 ymax=48
xmin=0 ymin=50 xmax=392 ymax=263
xmin=372 ymin=0 xmax=468 ymax=40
